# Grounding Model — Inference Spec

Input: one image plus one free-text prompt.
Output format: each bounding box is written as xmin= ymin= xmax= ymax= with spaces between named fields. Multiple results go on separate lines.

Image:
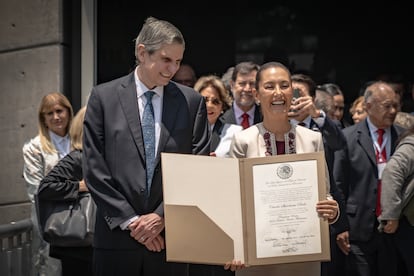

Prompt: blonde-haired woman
xmin=23 ymin=92 xmax=73 ymax=276
xmin=68 ymin=105 xmax=85 ymax=150
xmin=38 ymin=106 xmax=92 ymax=276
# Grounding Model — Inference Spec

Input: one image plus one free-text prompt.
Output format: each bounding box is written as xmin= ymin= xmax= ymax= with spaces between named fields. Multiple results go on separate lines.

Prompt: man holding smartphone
xmin=290 ymin=73 xmax=349 ymax=276
xmin=289 ymin=76 xmax=325 ymax=126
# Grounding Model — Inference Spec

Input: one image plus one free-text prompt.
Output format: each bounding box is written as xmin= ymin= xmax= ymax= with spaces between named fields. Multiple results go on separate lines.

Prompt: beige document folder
xmin=161 ymin=152 xmax=330 ymax=267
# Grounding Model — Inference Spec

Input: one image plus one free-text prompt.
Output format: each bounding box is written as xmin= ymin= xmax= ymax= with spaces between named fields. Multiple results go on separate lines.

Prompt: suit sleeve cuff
xmin=120 ymin=215 xmax=139 ymax=230
xmin=328 ymin=201 xmax=340 ymax=225
xmin=312 ymin=110 xmax=326 ymax=127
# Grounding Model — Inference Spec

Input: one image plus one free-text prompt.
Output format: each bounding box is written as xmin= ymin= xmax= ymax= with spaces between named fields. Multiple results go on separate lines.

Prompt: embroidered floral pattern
xmin=258 ymin=123 xmax=296 ymax=156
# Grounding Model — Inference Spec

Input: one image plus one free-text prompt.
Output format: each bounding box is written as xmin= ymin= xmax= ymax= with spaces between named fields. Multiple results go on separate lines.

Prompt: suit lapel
xmin=210 ymin=120 xmax=223 ymax=151
xmin=357 ymin=120 xmax=377 ymax=166
xmin=221 ymin=107 xmax=237 ymax=124
xmin=253 ymin=104 xmax=263 ymax=124
xmin=156 ymin=83 xmax=180 ymax=164
xmin=117 ymin=73 xmax=146 ymax=161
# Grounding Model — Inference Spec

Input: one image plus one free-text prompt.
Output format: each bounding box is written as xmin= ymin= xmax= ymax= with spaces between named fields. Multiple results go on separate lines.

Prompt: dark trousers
xmin=321 ymin=232 xmax=346 ymax=276
xmin=61 ymin=256 xmax=93 ymax=276
xmin=394 ymin=216 xmax=414 ymax=276
xmin=93 ymin=247 xmax=188 ymax=276
xmin=189 ymin=263 xmax=234 ymax=276
xmin=345 ymin=230 xmax=398 ymax=276
xmin=50 ymin=246 xmax=93 ymax=276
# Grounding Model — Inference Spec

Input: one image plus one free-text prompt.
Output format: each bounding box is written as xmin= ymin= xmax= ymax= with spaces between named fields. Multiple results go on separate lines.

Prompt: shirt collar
xmin=49 ymin=130 xmax=69 ymax=144
xmin=366 ymin=117 xmax=390 ymax=138
xmin=49 ymin=130 xmax=71 ymax=158
xmin=291 ymin=115 xmax=312 ymax=127
xmin=233 ymin=103 xmax=255 ymax=120
xmin=134 ymin=67 xmax=163 ymax=98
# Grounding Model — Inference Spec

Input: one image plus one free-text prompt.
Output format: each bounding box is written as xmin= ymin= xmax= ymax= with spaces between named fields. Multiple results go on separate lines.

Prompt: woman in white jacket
xmin=23 ymin=92 xmax=73 ymax=276
xmin=226 ymin=62 xmax=339 ymax=276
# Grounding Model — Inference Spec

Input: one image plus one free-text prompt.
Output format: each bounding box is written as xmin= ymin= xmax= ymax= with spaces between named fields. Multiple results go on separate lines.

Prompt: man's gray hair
xmin=134 ymin=16 xmax=185 ymax=65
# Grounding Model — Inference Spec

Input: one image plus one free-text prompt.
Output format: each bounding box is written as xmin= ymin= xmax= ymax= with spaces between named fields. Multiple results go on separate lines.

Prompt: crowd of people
xmin=22 ymin=16 xmax=414 ymax=276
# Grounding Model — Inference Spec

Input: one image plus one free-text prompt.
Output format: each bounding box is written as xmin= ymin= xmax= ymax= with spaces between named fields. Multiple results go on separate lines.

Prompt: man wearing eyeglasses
xmin=333 ymin=81 xmax=405 ymax=276
xmin=220 ymin=61 xmax=262 ymax=129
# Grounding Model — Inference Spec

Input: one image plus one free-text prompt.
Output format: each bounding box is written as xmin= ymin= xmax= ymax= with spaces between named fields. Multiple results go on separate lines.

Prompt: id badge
xmin=377 ymin=162 xmax=386 ymax=179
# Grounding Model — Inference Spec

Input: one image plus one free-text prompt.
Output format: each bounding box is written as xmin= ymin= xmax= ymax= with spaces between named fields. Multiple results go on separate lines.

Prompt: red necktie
xmin=241 ymin=113 xmax=250 ymax=129
xmin=376 ymin=129 xmax=386 ymax=217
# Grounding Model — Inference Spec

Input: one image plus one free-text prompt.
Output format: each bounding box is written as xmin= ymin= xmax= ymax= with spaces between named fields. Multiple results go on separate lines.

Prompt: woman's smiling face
xmin=256 ymin=66 xmax=292 ymax=118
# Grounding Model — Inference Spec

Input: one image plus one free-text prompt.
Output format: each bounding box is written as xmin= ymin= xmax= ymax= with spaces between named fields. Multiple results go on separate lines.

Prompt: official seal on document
xmin=276 ymin=164 xmax=293 ymax=179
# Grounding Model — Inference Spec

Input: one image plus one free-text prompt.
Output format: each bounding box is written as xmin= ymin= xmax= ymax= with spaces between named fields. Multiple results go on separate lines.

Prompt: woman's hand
xmin=79 ymin=179 xmax=89 ymax=192
xmin=316 ymin=198 xmax=339 ymax=222
xmin=224 ymin=260 xmax=245 ymax=271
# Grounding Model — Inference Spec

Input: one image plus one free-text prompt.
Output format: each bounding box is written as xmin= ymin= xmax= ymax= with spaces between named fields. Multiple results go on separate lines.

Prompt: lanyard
xmin=374 ymin=133 xmax=387 ymax=163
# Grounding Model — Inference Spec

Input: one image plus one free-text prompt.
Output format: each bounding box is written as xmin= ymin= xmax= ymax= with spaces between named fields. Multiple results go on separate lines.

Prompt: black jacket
xmin=38 ymin=149 xmax=93 ymax=261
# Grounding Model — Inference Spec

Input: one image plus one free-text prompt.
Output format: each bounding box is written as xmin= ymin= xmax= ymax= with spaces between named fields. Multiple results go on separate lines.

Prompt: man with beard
xmin=220 ymin=61 xmax=262 ymax=128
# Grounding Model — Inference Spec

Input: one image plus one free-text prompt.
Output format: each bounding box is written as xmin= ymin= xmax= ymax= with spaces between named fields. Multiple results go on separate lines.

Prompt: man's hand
xmin=289 ymin=96 xmax=318 ymax=118
xmin=336 ymin=231 xmax=351 ymax=255
xmin=144 ymin=234 xmax=165 ymax=252
xmin=383 ymin=219 xmax=399 ymax=234
xmin=128 ymin=213 xmax=164 ymax=245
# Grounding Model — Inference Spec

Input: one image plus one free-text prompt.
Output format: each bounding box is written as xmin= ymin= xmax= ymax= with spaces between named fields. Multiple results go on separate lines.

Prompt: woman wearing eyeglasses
xmin=194 ymin=75 xmax=243 ymax=158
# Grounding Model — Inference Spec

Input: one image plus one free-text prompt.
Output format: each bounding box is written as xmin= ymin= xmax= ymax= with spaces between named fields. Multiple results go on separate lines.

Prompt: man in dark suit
xmin=83 ymin=17 xmax=210 ymax=276
xmin=220 ymin=61 xmax=262 ymax=128
xmin=333 ymin=81 xmax=404 ymax=276
xmin=290 ymin=73 xmax=349 ymax=276
xmin=290 ymin=74 xmax=347 ymax=168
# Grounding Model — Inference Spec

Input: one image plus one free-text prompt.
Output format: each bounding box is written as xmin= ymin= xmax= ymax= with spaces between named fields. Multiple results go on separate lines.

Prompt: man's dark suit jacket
xmin=83 ymin=72 xmax=210 ymax=249
xmin=308 ymin=117 xmax=349 ymax=235
xmin=220 ymin=103 xmax=262 ymax=127
xmin=333 ymin=119 xmax=405 ymax=241
xmin=209 ymin=118 xmax=224 ymax=152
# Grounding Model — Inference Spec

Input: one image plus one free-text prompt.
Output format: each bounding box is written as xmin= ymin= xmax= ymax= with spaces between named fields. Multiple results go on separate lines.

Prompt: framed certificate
xmin=161 ymin=152 xmax=330 ymax=266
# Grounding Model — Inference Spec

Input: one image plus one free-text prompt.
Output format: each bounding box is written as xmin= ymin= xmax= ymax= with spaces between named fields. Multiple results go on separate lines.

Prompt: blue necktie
xmin=142 ymin=91 xmax=155 ymax=197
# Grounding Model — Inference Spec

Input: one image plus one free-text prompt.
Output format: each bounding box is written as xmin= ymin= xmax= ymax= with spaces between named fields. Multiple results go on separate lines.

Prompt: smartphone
xmin=292 ymin=88 xmax=301 ymax=100
xmin=289 ymin=88 xmax=301 ymax=114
